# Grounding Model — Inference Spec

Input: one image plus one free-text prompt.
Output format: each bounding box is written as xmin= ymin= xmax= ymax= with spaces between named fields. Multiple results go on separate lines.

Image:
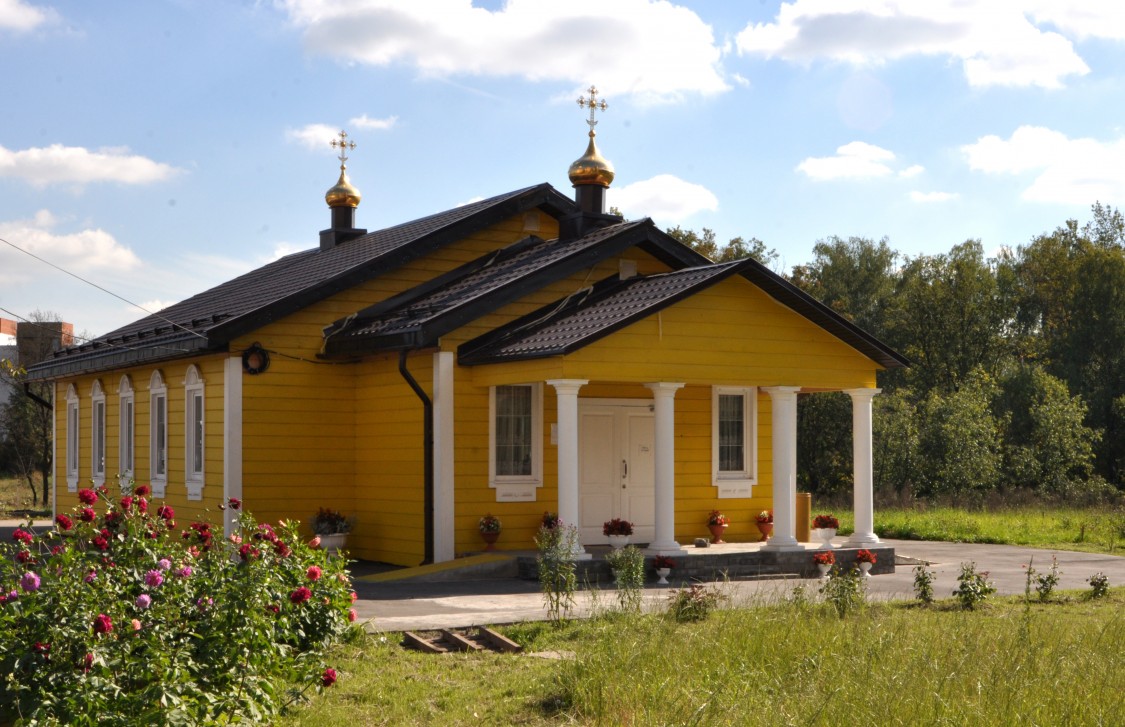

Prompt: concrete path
xmin=351 ymin=539 xmax=1125 ymax=632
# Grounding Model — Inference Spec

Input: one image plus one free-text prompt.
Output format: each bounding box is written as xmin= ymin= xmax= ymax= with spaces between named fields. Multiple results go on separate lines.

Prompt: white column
xmin=761 ymin=386 xmax=802 ymax=551
xmin=547 ymin=379 xmax=589 ymax=559
xmin=844 ymin=388 xmax=881 ymax=547
xmin=645 ymin=382 xmax=686 ymax=555
xmin=222 ymin=356 xmax=243 ymax=539
xmin=432 ymin=352 xmax=456 ymax=562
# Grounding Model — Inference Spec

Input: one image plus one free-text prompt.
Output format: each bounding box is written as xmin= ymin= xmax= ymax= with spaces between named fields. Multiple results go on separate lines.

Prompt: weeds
xmin=952 ymin=561 xmax=996 ymax=610
xmin=604 ymin=546 xmax=644 ymax=613
xmin=820 ymin=565 xmax=866 ymax=618
xmin=535 ymin=523 xmax=579 ymax=624
xmin=1087 ymin=572 xmax=1110 ymax=599
xmin=666 ymin=584 xmax=724 ymax=622
xmin=913 ymin=564 xmax=935 ymax=604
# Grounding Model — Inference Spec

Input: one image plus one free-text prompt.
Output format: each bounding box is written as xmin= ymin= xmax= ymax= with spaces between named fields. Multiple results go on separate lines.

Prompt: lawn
xmin=281 ymin=589 xmax=1124 ymax=725
xmin=0 ymin=474 xmax=50 ymax=517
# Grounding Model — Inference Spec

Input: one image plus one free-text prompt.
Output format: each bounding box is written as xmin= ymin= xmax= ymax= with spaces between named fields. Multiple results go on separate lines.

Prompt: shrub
xmin=535 ymin=523 xmax=579 ymax=625
xmin=952 ymin=561 xmax=996 ymax=610
xmin=913 ymin=564 xmax=935 ymax=604
xmin=820 ymin=565 xmax=865 ymax=618
xmin=1087 ymin=572 xmax=1110 ymax=599
xmin=666 ymin=584 xmax=724 ymax=622
xmin=1034 ymin=556 xmax=1061 ymax=602
xmin=604 ymin=546 xmax=644 ymax=613
xmin=0 ymin=484 xmax=356 ymax=724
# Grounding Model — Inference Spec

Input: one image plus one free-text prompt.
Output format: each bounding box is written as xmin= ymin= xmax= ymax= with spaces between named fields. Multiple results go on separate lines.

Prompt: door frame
xmin=577 ymin=397 xmax=655 ymax=543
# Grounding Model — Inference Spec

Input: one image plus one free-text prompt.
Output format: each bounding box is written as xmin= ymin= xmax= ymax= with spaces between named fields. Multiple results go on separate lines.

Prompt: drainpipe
xmin=398 ymin=350 xmax=434 ymax=566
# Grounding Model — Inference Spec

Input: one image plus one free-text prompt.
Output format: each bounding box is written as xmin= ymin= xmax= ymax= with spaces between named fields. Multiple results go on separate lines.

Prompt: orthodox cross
xmin=330 ymin=130 xmax=356 ymax=167
xmin=577 ymin=85 xmax=608 ymax=132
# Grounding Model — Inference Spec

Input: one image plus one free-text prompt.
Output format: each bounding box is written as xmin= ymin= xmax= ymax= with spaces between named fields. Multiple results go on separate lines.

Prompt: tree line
xmin=669 ymin=203 xmax=1125 ymax=504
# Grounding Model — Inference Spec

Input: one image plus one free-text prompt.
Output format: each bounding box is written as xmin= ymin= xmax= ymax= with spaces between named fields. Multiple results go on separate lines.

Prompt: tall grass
xmin=282 ymin=590 xmax=1124 ymax=725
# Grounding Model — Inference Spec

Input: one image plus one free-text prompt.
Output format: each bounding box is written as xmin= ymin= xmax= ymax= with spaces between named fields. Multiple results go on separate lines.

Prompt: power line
xmin=0 ymin=306 xmax=193 ymax=358
xmin=0 ymin=234 xmax=206 ymax=341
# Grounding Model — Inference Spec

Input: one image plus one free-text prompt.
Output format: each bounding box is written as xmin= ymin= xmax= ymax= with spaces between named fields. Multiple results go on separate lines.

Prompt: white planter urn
xmin=812 ymin=528 xmax=837 ymax=549
xmin=816 ymin=562 xmax=831 ymax=579
xmin=655 ymin=567 xmax=671 ymax=585
xmin=607 ymin=534 xmax=630 ymax=550
xmin=858 ymin=561 xmax=873 ymax=578
xmin=319 ymin=533 xmax=348 ymax=556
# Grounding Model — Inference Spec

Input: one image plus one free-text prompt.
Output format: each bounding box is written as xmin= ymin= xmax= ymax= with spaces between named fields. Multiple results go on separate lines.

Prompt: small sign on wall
xmin=496 ymin=485 xmax=537 ymax=502
xmin=717 ymin=483 xmax=752 ymax=499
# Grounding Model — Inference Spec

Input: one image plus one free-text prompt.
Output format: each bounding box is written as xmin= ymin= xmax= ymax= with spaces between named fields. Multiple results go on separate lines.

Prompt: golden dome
xmin=568 ymin=131 xmax=615 ymax=188
xmin=325 ymin=167 xmax=361 ymax=208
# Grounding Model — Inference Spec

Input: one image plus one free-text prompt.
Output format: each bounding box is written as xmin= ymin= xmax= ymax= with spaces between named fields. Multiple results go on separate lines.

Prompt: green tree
xmin=872 ymin=390 xmax=920 ymax=497
xmin=664 ymin=226 xmax=778 ymax=266
xmin=789 ymin=235 xmax=898 ymax=338
xmin=914 ymin=370 xmax=1002 ymax=500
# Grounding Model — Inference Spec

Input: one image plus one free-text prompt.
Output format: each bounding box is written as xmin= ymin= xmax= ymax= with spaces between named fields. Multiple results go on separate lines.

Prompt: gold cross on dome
xmin=577 ymin=85 xmax=608 ymax=131
xmin=330 ymin=130 xmax=357 ymax=166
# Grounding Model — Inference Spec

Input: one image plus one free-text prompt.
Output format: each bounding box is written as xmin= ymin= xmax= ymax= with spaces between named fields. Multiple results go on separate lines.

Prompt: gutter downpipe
xmin=398 ymin=349 xmax=435 ymax=566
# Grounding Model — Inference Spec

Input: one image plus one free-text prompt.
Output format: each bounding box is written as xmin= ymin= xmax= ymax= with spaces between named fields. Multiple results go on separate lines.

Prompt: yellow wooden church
xmin=28 ymin=93 xmax=905 ymax=566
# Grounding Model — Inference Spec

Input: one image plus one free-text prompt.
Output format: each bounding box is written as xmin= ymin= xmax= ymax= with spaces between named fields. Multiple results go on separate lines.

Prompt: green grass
xmin=846 ymin=505 xmax=1125 ymax=554
xmin=0 ymin=474 xmax=49 ymax=517
xmin=280 ymin=590 xmax=1125 ymax=725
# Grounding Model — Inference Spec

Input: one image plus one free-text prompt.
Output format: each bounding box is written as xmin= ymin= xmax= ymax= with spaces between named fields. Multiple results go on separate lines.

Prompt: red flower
xmin=92 ymin=535 xmax=109 ymax=551
xmin=78 ymin=507 xmax=96 ymax=522
xmin=15 ymin=550 xmax=34 ymax=564
xmin=290 ymin=586 xmax=312 ymax=605
xmin=275 ymin=541 xmax=292 ymax=558
xmin=813 ymin=551 xmax=836 ymax=566
xmin=157 ymin=504 xmax=175 ymax=520
xmin=238 ymin=544 xmax=260 ymax=561
xmin=92 ymin=613 xmax=113 ymax=635
xmin=348 ymin=608 xmax=357 ymax=622
xmin=321 ymin=668 xmax=338 ymax=687
xmin=81 ymin=652 xmax=94 ymax=672
xmin=120 ymin=496 xmax=134 ymax=511
xmin=812 ymin=514 xmax=840 ymax=530
xmin=33 ymin=641 xmax=50 ymax=657
xmin=228 ymin=497 xmax=241 ymax=510
xmin=78 ymin=488 xmax=98 ymax=505
xmin=306 ymin=565 xmax=323 ymax=581
xmin=55 ymin=514 xmax=74 ymax=531
xmin=134 ymin=484 xmax=151 ymax=497
xmin=136 ymin=498 xmax=148 ymax=514
xmin=855 ymin=549 xmax=877 ymax=564
xmin=13 ymin=528 xmax=33 ymax=545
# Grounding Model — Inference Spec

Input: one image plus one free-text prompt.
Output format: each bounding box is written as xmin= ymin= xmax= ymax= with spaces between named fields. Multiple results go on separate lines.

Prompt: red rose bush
xmin=0 ymin=483 xmax=356 ymax=724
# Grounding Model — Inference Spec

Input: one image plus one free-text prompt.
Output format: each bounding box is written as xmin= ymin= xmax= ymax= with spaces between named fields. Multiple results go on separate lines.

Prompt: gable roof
xmin=321 ymin=219 xmax=653 ymax=356
xmin=458 ymin=260 xmax=754 ymax=364
xmin=26 ymin=184 xmax=576 ymax=380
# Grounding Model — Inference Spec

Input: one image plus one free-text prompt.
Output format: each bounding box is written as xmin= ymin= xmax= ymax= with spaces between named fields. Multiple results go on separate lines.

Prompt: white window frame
xmin=488 ymin=383 xmax=543 ymax=496
xmin=149 ymin=370 xmax=168 ymax=498
xmin=65 ymin=384 xmax=79 ymax=491
xmin=118 ymin=375 xmax=135 ymax=480
xmin=184 ymin=365 xmax=205 ymax=500
xmin=90 ymin=380 xmax=106 ymax=486
xmin=712 ymin=386 xmax=758 ymax=498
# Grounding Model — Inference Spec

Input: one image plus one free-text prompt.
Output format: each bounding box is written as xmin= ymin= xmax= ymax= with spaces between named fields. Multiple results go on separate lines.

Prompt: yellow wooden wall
xmin=52 ymin=356 xmax=227 ymax=525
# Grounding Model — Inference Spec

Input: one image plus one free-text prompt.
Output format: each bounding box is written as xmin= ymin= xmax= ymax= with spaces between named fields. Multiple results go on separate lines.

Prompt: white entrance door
xmin=578 ymin=401 xmax=655 ymax=544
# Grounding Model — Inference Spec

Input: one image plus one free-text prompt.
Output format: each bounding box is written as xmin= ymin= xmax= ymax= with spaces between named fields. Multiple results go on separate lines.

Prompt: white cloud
xmin=285 ymin=123 xmax=341 ymax=150
xmin=609 ymin=174 xmax=718 ymax=221
xmin=796 ymin=141 xmax=896 ymax=180
xmin=899 ymin=164 xmax=924 ymax=178
xmin=0 ymin=0 xmax=53 ymax=32
xmin=135 ymin=299 xmax=176 ymax=315
xmin=350 ymin=113 xmax=397 ymax=131
xmin=736 ymin=0 xmax=1094 ymax=89
xmin=962 ymin=125 xmax=1125 ymax=204
xmin=0 ymin=144 xmax=178 ymax=187
xmin=910 ymin=190 xmax=957 ymax=202
xmin=280 ymin=0 xmax=728 ymax=103
xmin=0 ymin=210 xmax=141 ymax=285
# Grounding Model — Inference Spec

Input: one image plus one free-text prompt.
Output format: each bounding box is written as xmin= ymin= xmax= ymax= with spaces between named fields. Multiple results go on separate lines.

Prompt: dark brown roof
xmin=322 ymin=219 xmax=651 ymax=356
xmin=458 ymin=260 xmax=754 ymax=364
xmin=27 ymin=184 xmax=575 ymax=379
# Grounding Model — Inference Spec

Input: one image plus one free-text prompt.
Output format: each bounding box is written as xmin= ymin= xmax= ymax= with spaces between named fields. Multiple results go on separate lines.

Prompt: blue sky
xmin=2 ymin=0 xmax=1124 ymax=342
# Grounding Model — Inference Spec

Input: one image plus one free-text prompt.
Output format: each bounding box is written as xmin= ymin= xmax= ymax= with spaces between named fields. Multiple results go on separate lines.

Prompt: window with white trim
xmin=712 ymin=386 xmax=757 ymax=498
xmin=489 ymin=383 xmax=542 ymax=500
xmin=90 ymin=380 xmax=106 ymax=485
xmin=65 ymin=384 xmax=79 ymax=491
xmin=184 ymin=365 xmax=205 ymax=500
xmin=118 ymin=375 xmax=134 ymax=478
xmin=149 ymin=370 xmax=168 ymax=498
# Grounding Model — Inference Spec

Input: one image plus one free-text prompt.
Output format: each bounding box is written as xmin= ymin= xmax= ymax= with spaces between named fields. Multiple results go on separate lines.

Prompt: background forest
xmin=671 ymin=203 xmax=1125 ymax=505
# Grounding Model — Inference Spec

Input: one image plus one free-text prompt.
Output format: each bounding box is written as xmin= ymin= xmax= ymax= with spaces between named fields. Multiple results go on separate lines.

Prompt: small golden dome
xmin=568 ymin=131 xmax=615 ymax=188
xmin=325 ymin=167 xmax=361 ymax=208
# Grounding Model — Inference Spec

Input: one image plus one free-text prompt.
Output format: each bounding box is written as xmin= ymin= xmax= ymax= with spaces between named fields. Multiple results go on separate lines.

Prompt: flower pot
xmin=656 ymin=567 xmax=671 ymax=585
xmin=812 ymin=527 xmax=837 ymax=549
xmin=756 ymin=522 xmax=774 ymax=542
xmin=816 ymin=562 xmax=831 ymax=578
xmin=319 ymin=533 xmax=347 ymax=556
xmin=480 ymin=530 xmax=500 ymax=550
xmin=708 ymin=523 xmax=728 ymax=544
xmin=607 ymin=534 xmax=630 ymax=550
xmin=858 ymin=561 xmax=873 ymax=578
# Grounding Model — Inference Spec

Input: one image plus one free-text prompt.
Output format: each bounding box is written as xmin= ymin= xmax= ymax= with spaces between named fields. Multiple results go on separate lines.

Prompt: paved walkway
xmin=351 ymin=539 xmax=1125 ymax=631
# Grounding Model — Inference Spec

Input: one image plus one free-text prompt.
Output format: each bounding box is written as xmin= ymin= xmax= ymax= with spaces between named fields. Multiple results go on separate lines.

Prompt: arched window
xmin=90 ymin=380 xmax=106 ymax=485
xmin=184 ymin=365 xmax=205 ymax=500
xmin=118 ymin=375 xmax=135 ymax=479
xmin=65 ymin=384 xmax=80 ymax=491
xmin=149 ymin=370 xmax=168 ymax=498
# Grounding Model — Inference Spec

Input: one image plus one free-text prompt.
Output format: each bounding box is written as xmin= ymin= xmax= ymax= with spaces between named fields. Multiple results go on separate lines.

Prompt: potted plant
xmin=811 ymin=513 xmax=839 ymax=549
xmin=603 ymin=518 xmax=634 ymax=549
xmin=707 ymin=510 xmax=729 ymax=544
xmin=478 ymin=513 xmax=502 ymax=550
xmin=812 ymin=550 xmax=835 ymax=578
xmin=755 ymin=509 xmax=774 ymax=542
xmin=310 ymin=508 xmax=351 ymax=555
xmin=855 ymin=548 xmax=877 ymax=577
xmin=541 ymin=511 xmax=560 ymax=530
xmin=653 ymin=554 xmax=675 ymax=585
